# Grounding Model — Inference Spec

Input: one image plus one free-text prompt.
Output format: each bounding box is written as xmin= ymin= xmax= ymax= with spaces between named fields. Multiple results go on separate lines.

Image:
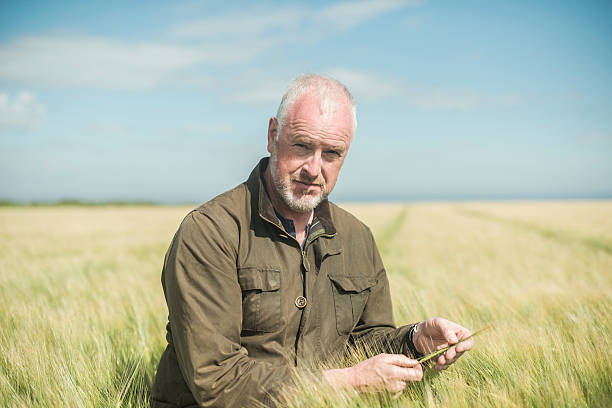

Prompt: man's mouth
xmin=293 ymin=180 xmax=323 ymax=188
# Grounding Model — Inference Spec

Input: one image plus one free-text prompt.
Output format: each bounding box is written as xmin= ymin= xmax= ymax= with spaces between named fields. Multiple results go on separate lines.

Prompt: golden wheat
xmin=1 ymin=202 xmax=610 ymax=407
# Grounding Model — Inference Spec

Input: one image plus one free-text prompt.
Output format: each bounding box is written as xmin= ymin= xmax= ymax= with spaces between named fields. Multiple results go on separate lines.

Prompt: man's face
xmin=267 ymin=92 xmax=354 ymax=213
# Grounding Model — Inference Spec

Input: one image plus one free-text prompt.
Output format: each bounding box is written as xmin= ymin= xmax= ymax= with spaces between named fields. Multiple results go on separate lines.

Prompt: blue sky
xmin=1 ymin=0 xmax=611 ymax=203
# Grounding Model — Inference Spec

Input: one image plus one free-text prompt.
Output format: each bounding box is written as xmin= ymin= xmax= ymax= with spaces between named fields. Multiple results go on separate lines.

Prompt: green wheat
xmin=1 ymin=202 xmax=611 ymax=407
xmin=417 ymin=326 xmax=492 ymax=364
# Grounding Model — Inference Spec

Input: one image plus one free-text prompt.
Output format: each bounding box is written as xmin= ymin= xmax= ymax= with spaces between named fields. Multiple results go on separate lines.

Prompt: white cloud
xmin=169 ymin=0 xmax=419 ymax=40
xmin=219 ymin=69 xmax=294 ymax=105
xmin=224 ymin=69 xmax=404 ymax=105
xmin=326 ymin=68 xmax=482 ymax=109
xmin=0 ymin=36 xmax=205 ymax=90
xmin=0 ymin=37 xmax=192 ymax=89
xmin=169 ymin=5 xmax=306 ymax=38
xmin=318 ymin=0 xmax=416 ymax=30
xmin=0 ymin=2 xmax=421 ymax=91
xmin=228 ymin=67 xmax=519 ymax=112
xmin=224 ymin=78 xmax=288 ymax=104
xmin=228 ymin=87 xmax=285 ymax=104
xmin=407 ymin=90 xmax=525 ymax=111
xmin=0 ymin=91 xmax=46 ymax=131
xmin=331 ymin=68 xmax=525 ymax=110
xmin=0 ymin=35 xmax=273 ymax=90
xmin=327 ymin=68 xmax=404 ymax=100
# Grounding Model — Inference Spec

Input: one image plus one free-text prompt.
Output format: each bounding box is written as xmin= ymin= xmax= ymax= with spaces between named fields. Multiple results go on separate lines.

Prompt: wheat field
xmin=1 ymin=202 xmax=611 ymax=407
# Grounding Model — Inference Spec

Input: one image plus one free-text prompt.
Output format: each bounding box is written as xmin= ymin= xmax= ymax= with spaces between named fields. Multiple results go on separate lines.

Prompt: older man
xmin=151 ymin=74 xmax=473 ymax=407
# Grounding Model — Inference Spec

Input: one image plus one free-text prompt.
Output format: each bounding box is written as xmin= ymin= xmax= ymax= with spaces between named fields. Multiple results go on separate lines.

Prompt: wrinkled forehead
xmin=285 ymin=92 xmax=354 ymax=137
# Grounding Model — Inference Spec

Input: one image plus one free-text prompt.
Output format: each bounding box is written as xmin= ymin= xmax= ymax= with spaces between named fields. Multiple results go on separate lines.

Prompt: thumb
xmin=445 ymin=330 xmax=458 ymax=343
xmin=388 ymin=354 xmax=419 ymax=368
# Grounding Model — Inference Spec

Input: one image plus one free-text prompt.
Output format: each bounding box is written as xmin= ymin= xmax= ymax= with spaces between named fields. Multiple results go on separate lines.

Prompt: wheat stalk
xmin=417 ymin=326 xmax=492 ymax=364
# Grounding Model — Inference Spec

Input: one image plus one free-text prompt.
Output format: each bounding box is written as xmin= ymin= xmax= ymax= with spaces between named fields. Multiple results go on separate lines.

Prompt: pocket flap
xmin=238 ymin=267 xmax=280 ymax=291
xmin=323 ymin=246 xmax=343 ymax=257
xmin=329 ymin=275 xmax=376 ymax=293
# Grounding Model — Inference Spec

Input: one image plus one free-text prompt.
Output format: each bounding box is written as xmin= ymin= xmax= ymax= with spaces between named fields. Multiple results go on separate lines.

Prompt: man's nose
xmin=302 ymin=151 xmax=322 ymax=179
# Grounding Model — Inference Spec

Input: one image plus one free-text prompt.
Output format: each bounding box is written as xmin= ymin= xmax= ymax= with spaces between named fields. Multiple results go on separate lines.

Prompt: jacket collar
xmin=246 ymin=157 xmax=336 ymax=235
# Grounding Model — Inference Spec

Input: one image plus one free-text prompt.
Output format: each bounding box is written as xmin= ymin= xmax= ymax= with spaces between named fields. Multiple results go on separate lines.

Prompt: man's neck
xmin=264 ymin=166 xmax=313 ymax=245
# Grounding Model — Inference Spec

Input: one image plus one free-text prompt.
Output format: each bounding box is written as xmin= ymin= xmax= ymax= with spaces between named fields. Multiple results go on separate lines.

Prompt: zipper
xmin=260 ymin=212 xmax=337 ymax=365
xmin=260 ymin=213 xmax=301 ymax=247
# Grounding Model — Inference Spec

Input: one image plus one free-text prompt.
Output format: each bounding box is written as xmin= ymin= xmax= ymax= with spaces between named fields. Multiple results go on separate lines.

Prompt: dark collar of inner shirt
xmin=274 ymin=209 xmax=314 ymax=248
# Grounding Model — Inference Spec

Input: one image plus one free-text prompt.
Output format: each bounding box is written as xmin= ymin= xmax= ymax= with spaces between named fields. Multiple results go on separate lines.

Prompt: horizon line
xmin=2 ymin=194 xmax=611 ymax=207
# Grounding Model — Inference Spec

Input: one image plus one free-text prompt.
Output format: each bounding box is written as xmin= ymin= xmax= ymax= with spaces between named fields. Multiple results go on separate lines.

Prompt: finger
xmin=444 ymin=346 xmax=457 ymax=361
xmin=386 ymin=354 xmax=419 ymax=368
xmin=444 ymin=329 xmax=458 ymax=344
xmin=436 ymin=343 xmax=449 ymax=350
xmin=437 ymin=354 xmax=446 ymax=366
xmin=456 ymin=336 xmax=474 ymax=353
xmin=439 ymin=318 xmax=477 ymax=344
xmin=450 ymin=350 xmax=466 ymax=363
xmin=431 ymin=318 xmax=459 ymax=343
xmin=444 ymin=351 xmax=463 ymax=365
xmin=458 ymin=327 xmax=472 ymax=337
xmin=390 ymin=380 xmax=406 ymax=394
xmin=394 ymin=365 xmax=423 ymax=382
xmin=438 ymin=350 xmax=466 ymax=371
xmin=450 ymin=351 xmax=464 ymax=363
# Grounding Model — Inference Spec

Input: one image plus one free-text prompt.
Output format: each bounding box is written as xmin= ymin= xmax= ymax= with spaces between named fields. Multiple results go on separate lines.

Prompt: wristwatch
xmin=407 ymin=322 xmax=424 ymax=359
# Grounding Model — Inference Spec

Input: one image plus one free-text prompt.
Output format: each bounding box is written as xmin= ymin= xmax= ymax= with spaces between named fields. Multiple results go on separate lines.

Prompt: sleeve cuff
xmin=405 ymin=322 xmax=424 ymax=359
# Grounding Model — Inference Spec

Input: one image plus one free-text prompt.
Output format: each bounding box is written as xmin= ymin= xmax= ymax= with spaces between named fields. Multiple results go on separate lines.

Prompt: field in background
xmin=1 ymin=202 xmax=611 ymax=407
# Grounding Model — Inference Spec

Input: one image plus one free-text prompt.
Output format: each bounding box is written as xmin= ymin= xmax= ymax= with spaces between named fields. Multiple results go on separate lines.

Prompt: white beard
xmin=269 ymin=150 xmax=328 ymax=213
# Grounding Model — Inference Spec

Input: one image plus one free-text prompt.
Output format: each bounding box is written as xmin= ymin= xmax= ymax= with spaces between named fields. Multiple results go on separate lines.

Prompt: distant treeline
xmin=2 ymin=196 xmax=611 ymax=207
xmin=0 ymin=199 xmax=163 ymax=206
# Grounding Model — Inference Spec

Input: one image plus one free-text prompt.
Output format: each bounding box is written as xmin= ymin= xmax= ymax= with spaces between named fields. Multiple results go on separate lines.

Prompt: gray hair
xmin=275 ymin=74 xmax=357 ymax=139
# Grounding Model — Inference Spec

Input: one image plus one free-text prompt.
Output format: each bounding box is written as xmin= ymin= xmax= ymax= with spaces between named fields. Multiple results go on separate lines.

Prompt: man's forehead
xmin=285 ymin=92 xmax=354 ymax=136
xmin=290 ymin=91 xmax=348 ymax=116
xmin=291 ymin=133 xmax=348 ymax=149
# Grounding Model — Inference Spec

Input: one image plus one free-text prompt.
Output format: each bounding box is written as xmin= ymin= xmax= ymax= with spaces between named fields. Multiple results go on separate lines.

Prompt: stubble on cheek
xmin=270 ymin=149 xmax=332 ymax=212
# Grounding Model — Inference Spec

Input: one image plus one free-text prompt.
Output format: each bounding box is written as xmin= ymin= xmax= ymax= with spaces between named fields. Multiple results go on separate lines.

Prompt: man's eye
xmin=325 ymin=150 xmax=340 ymax=157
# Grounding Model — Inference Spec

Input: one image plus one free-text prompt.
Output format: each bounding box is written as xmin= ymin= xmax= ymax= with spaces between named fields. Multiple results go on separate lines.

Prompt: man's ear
xmin=267 ymin=117 xmax=278 ymax=154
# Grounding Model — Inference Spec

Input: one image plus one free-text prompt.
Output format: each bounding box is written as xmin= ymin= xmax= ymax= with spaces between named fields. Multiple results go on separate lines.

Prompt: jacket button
xmin=295 ymin=296 xmax=307 ymax=309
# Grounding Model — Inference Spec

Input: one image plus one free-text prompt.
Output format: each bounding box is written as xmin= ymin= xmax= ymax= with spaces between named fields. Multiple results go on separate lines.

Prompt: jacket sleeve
xmin=162 ymin=210 xmax=292 ymax=407
xmin=346 ymin=228 xmax=419 ymax=358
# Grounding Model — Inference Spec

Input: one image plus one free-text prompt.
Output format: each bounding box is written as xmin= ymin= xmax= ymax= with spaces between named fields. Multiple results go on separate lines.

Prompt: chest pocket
xmin=238 ymin=267 xmax=281 ymax=333
xmin=328 ymin=274 xmax=377 ymax=335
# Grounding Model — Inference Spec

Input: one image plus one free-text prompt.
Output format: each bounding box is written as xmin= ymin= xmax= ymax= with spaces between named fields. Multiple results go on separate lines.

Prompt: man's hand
xmin=322 ymin=354 xmax=422 ymax=397
xmin=412 ymin=317 xmax=473 ymax=371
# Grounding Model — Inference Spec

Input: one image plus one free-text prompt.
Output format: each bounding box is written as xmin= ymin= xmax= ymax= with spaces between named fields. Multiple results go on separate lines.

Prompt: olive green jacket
xmin=151 ymin=158 xmax=415 ymax=407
